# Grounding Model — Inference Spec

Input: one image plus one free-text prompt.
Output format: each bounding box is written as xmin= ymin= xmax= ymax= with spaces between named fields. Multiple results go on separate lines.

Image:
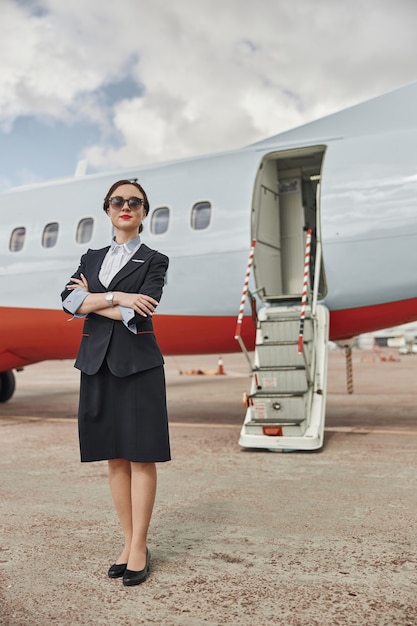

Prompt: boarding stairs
xmin=236 ymin=236 xmax=329 ymax=451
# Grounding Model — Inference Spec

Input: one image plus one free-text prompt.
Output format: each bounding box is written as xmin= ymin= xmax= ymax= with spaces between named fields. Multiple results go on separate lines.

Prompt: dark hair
xmin=103 ymin=179 xmax=150 ymax=233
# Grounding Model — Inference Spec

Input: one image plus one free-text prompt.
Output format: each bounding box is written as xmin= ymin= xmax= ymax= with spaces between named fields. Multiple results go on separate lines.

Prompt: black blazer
xmin=61 ymin=243 xmax=169 ymax=377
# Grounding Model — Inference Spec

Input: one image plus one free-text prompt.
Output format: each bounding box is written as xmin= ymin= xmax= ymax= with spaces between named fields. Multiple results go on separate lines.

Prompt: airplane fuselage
xmin=2 ymin=85 xmax=417 ymax=382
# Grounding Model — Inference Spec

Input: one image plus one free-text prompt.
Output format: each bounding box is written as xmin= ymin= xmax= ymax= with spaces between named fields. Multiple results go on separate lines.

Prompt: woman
xmin=61 ymin=179 xmax=170 ymax=587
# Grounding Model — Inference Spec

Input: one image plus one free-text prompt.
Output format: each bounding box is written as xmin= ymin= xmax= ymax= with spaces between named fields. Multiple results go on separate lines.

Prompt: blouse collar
xmin=110 ymin=234 xmax=141 ymax=254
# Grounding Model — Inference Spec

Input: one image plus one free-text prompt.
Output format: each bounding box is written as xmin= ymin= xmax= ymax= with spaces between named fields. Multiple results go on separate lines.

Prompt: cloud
xmin=2 ymin=0 xmax=417 ymax=174
xmin=82 ymin=0 xmax=417 ymax=169
xmin=0 ymin=0 xmax=139 ymax=129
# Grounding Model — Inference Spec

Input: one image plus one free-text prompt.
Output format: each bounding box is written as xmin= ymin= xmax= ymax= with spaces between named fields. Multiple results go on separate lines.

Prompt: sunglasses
xmin=109 ymin=196 xmax=145 ymax=210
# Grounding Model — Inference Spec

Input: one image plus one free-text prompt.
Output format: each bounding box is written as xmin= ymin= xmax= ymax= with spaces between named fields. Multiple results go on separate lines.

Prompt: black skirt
xmin=78 ymin=362 xmax=170 ymax=463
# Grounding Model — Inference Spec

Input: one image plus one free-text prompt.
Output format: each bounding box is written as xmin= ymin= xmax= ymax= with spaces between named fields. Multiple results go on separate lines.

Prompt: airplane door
xmin=252 ymin=146 xmax=327 ymax=302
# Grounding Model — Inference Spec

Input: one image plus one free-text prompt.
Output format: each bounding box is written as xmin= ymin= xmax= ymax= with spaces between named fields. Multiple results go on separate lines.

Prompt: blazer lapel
xmin=86 ymin=247 xmax=110 ymax=291
xmin=108 ymin=244 xmax=156 ymax=289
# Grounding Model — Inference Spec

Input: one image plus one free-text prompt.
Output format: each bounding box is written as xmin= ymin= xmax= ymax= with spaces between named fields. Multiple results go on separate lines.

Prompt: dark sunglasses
xmin=109 ymin=196 xmax=145 ymax=210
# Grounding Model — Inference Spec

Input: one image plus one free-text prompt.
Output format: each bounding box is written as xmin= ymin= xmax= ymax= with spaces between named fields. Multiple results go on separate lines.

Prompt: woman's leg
xmin=127 ymin=462 xmax=157 ymax=571
xmin=108 ymin=458 xmax=133 ymax=564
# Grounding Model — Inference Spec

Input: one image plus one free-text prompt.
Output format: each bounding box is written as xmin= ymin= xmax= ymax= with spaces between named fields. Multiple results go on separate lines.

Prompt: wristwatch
xmin=105 ymin=292 xmax=114 ymax=307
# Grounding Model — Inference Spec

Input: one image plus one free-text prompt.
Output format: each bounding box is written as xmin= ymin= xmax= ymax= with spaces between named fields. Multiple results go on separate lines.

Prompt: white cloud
xmin=0 ymin=0 xmax=138 ymax=129
xmin=2 ymin=0 xmax=417 ymax=171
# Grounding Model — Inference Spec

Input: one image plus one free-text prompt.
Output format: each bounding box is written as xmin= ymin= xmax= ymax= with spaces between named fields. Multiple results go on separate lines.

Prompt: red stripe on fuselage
xmin=329 ymin=297 xmax=417 ymax=340
xmin=1 ymin=298 xmax=417 ymax=371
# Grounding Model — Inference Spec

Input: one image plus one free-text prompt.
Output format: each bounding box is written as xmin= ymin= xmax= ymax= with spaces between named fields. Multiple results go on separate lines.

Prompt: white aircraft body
xmin=1 ymin=82 xmax=417 ymax=450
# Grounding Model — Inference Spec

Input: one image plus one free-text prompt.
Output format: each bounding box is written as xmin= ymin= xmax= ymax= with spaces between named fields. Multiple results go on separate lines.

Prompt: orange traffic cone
xmin=216 ymin=356 xmax=225 ymax=375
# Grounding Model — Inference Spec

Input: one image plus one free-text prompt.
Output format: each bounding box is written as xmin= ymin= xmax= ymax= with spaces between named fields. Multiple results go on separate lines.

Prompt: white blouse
xmin=99 ymin=235 xmax=142 ymax=287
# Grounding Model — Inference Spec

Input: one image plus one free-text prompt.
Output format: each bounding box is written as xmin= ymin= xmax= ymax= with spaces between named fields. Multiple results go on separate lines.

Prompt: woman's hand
xmin=114 ymin=292 xmax=159 ymax=317
xmin=66 ymin=273 xmax=89 ymax=292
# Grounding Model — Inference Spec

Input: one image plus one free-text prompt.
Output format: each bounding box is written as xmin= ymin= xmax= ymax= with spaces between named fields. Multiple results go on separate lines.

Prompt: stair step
xmin=256 ymin=340 xmax=303 ymax=346
xmin=250 ymin=392 xmax=305 ymax=398
xmin=246 ymin=418 xmax=305 ymax=426
xmin=255 ymin=365 xmax=306 ymax=371
xmin=258 ymin=322 xmax=313 ymax=343
xmin=252 ymin=367 xmax=309 ymax=393
xmin=259 ymin=311 xmax=311 ymax=318
xmin=253 ymin=389 xmax=308 ymax=396
xmin=262 ymin=295 xmax=302 ymax=302
xmin=255 ymin=345 xmax=312 ymax=367
xmin=260 ymin=315 xmax=310 ymax=322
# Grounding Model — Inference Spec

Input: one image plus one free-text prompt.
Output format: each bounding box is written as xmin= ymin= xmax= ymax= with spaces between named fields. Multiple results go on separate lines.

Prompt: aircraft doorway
xmin=252 ymin=146 xmax=327 ymax=302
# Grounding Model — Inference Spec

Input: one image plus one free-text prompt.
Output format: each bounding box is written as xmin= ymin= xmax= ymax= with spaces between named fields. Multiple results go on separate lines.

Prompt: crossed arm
xmin=66 ymin=273 xmax=159 ymax=319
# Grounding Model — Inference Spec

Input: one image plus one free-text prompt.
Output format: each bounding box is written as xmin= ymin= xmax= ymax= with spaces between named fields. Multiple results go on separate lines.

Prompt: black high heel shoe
xmin=108 ymin=563 xmax=127 ymax=578
xmin=123 ymin=549 xmax=151 ymax=586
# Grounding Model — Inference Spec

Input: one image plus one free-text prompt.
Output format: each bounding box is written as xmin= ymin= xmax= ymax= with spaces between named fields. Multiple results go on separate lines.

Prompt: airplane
xmin=1 ymin=80 xmax=417 ymax=451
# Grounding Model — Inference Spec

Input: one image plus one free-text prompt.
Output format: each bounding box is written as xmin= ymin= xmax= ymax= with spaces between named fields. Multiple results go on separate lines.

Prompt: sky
xmin=1 ymin=0 xmax=417 ymax=190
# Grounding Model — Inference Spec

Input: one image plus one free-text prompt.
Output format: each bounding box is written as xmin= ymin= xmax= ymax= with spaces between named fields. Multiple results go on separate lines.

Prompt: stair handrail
xmin=311 ymin=182 xmax=323 ymax=318
xmin=311 ymin=235 xmax=322 ymax=318
xmin=297 ymin=228 xmax=312 ymax=354
xmin=234 ymin=239 xmax=256 ymax=370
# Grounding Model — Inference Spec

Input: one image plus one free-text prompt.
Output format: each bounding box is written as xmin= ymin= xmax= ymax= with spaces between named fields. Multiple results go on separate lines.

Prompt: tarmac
xmin=1 ymin=348 xmax=416 ymax=626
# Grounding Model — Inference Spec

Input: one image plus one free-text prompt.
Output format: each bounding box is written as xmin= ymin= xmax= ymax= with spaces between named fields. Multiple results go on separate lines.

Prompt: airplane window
xmin=151 ymin=207 xmax=170 ymax=235
xmin=42 ymin=222 xmax=59 ymax=248
xmin=9 ymin=227 xmax=26 ymax=252
xmin=191 ymin=201 xmax=211 ymax=230
xmin=76 ymin=217 xmax=94 ymax=243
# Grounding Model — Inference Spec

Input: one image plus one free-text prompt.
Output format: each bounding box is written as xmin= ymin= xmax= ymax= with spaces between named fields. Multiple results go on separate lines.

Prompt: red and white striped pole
xmin=297 ymin=228 xmax=312 ymax=354
xmin=235 ymin=239 xmax=256 ymax=340
xmin=344 ymin=345 xmax=354 ymax=394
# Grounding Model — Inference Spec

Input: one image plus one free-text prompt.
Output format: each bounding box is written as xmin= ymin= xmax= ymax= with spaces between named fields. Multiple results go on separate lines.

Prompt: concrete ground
xmin=0 ymin=348 xmax=416 ymax=625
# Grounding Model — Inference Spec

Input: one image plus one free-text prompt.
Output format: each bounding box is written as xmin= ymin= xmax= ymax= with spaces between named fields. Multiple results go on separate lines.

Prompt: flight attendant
xmin=61 ymin=179 xmax=170 ymax=587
